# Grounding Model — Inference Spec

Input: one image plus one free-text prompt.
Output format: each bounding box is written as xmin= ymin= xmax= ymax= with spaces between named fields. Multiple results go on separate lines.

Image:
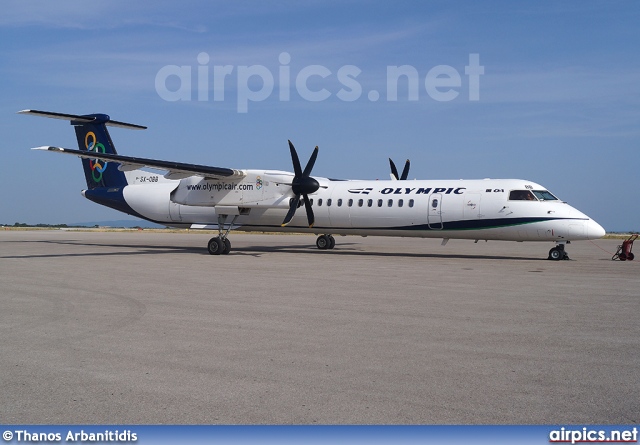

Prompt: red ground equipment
xmin=612 ymin=234 xmax=637 ymax=261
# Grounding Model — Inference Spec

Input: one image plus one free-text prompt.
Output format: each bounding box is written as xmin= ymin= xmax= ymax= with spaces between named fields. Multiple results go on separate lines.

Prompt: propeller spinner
xmin=281 ymin=140 xmax=320 ymax=227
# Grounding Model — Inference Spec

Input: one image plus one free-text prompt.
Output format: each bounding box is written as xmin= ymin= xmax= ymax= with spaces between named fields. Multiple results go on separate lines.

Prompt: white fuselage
xmin=114 ymin=169 xmax=605 ymax=242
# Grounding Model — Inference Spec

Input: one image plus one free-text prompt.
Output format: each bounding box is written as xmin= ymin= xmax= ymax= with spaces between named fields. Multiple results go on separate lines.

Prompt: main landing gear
xmin=207 ymin=213 xmax=239 ymax=255
xmin=208 ymin=236 xmax=231 ymax=255
xmin=548 ymin=242 xmax=570 ymax=261
xmin=316 ymin=234 xmax=336 ymax=250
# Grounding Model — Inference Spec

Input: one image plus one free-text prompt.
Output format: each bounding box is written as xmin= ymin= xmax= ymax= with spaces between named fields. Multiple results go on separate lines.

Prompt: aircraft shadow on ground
xmin=0 ymin=239 xmax=202 ymax=259
xmin=0 ymin=239 xmax=545 ymax=261
xmin=233 ymin=244 xmax=545 ymax=261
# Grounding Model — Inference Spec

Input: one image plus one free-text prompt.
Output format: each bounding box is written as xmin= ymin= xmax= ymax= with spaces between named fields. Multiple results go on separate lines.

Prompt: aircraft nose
xmin=587 ymin=219 xmax=606 ymax=239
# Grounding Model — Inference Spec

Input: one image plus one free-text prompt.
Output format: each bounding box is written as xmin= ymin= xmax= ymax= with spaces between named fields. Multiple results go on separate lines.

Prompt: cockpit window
xmin=509 ymin=190 xmax=537 ymax=201
xmin=532 ymin=190 xmax=558 ymax=201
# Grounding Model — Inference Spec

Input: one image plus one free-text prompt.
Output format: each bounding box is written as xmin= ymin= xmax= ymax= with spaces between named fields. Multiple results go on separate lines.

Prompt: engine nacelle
xmin=169 ymin=172 xmax=292 ymax=207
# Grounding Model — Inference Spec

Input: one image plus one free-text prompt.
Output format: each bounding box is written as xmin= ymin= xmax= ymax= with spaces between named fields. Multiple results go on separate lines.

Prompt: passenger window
xmin=431 ymin=198 xmax=438 ymax=208
xmin=388 ymin=199 xmax=393 ymax=207
xmin=348 ymin=199 xmax=353 ymax=207
xmin=378 ymin=199 xmax=383 ymax=207
xmin=398 ymin=199 xmax=403 ymax=208
xmin=310 ymin=199 xmax=313 ymax=206
xmin=509 ymin=190 xmax=537 ymax=201
xmin=358 ymin=199 xmax=363 ymax=207
xmin=318 ymin=198 xmax=323 ymax=206
xmin=367 ymin=199 xmax=373 ymax=207
xmin=327 ymin=199 xmax=332 ymax=207
xmin=337 ymin=199 xmax=342 ymax=207
xmin=409 ymin=199 xmax=414 ymax=208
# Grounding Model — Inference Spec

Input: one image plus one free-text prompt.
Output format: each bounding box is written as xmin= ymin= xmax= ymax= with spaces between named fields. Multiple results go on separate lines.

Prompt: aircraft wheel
xmin=222 ymin=238 xmax=231 ymax=255
xmin=207 ymin=237 xmax=223 ymax=255
xmin=316 ymin=234 xmax=330 ymax=250
xmin=548 ymin=247 xmax=563 ymax=261
xmin=328 ymin=235 xmax=336 ymax=249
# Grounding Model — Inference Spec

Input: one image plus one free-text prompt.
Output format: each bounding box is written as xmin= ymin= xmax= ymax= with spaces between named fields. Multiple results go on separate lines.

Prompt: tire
xmin=207 ymin=237 xmax=223 ymax=255
xmin=328 ymin=235 xmax=336 ymax=249
xmin=222 ymin=238 xmax=231 ymax=255
xmin=619 ymin=252 xmax=627 ymax=261
xmin=316 ymin=235 xmax=329 ymax=250
xmin=549 ymin=248 xmax=563 ymax=261
xmin=628 ymin=252 xmax=635 ymax=261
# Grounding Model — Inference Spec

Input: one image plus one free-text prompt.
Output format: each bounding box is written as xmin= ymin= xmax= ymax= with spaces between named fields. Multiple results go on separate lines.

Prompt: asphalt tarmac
xmin=1 ymin=230 xmax=638 ymax=424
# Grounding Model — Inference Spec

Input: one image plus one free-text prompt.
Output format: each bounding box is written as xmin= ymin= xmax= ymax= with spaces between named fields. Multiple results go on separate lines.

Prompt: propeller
xmin=281 ymin=140 xmax=320 ymax=227
xmin=389 ymin=158 xmax=410 ymax=180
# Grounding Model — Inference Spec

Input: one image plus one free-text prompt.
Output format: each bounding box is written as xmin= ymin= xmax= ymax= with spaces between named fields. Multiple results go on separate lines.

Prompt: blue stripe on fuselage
xmin=239 ymin=217 xmax=586 ymax=232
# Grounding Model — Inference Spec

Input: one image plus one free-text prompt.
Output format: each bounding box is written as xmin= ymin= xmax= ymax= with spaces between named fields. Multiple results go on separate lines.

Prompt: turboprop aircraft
xmin=21 ymin=109 xmax=606 ymax=260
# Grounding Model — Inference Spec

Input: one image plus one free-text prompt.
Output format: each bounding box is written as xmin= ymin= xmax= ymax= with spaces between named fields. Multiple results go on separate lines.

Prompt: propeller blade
xmin=302 ymin=194 xmax=315 ymax=228
xmin=281 ymin=194 xmax=300 ymax=226
xmin=284 ymin=141 xmax=320 ymax=227
xmin=302 ymin=146 xmax=318 ymax=177
xmin=400 ymin=159 xmax=410 ymax=180
xmin=389 ymin=158 xmax=399 ymax=180
xmin=288 ymin=140 xmax=303 ymax=178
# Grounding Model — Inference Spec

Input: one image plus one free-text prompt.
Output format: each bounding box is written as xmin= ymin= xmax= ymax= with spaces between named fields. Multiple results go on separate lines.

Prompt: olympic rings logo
xmin=256 ymin=176 xmax=263 ymax=190
xmin=85 ymin=131 xmax=108 ymax=182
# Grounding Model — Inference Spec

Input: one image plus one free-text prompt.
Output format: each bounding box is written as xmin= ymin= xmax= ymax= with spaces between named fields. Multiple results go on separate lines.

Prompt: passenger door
xmin=427 ymin=193 xmax=443 ymax=230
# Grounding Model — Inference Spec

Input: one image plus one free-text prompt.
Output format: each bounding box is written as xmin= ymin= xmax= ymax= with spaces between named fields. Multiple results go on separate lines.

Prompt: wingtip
xmin=31 ymin=145 xmax=56 ymax=151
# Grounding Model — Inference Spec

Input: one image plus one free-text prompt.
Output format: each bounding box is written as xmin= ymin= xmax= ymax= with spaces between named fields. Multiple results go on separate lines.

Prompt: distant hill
xmin=3 ymin=220 xmax=167 ymax=229
xmin=68 ymin=219 xmax=165 ymax=229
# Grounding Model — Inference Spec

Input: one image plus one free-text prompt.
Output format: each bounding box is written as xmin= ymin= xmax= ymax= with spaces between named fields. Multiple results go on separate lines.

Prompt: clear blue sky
xmin=1 ymin=1 xmax=638 ymax=231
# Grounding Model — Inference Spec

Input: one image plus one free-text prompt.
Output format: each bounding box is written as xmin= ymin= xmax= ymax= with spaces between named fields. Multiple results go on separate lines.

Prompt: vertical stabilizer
xmin=72 ymin=114 xmax=128 ymax=189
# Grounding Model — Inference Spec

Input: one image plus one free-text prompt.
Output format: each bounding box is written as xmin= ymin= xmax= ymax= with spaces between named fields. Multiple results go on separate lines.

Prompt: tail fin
xmin=73 ymin=114 xmax=129 ymax=189
xmin=19 ymin=110 xmax=146 ymax=189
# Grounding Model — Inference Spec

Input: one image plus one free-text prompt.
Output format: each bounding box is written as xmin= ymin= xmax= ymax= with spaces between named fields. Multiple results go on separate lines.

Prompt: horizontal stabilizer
xmin=18 ymin=109 xmax=146 ymax=130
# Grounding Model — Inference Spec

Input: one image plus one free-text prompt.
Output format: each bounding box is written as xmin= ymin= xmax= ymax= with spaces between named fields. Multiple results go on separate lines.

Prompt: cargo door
xmin=169 ymin=201 xmax=182 ymax=222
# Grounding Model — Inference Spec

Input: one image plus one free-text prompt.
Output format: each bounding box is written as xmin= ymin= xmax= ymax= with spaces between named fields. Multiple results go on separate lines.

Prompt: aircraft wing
xmin=32 ymin=146 xmax=245 ymax=180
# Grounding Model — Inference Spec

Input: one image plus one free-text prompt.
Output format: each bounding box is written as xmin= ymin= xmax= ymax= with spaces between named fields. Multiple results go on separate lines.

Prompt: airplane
xmin=20 ymin=109 xmax=606 ymax=260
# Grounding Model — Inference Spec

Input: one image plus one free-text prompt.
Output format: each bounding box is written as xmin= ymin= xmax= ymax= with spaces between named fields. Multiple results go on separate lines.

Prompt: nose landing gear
xmin=548 ymin=242 xmax=570 ymax=261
